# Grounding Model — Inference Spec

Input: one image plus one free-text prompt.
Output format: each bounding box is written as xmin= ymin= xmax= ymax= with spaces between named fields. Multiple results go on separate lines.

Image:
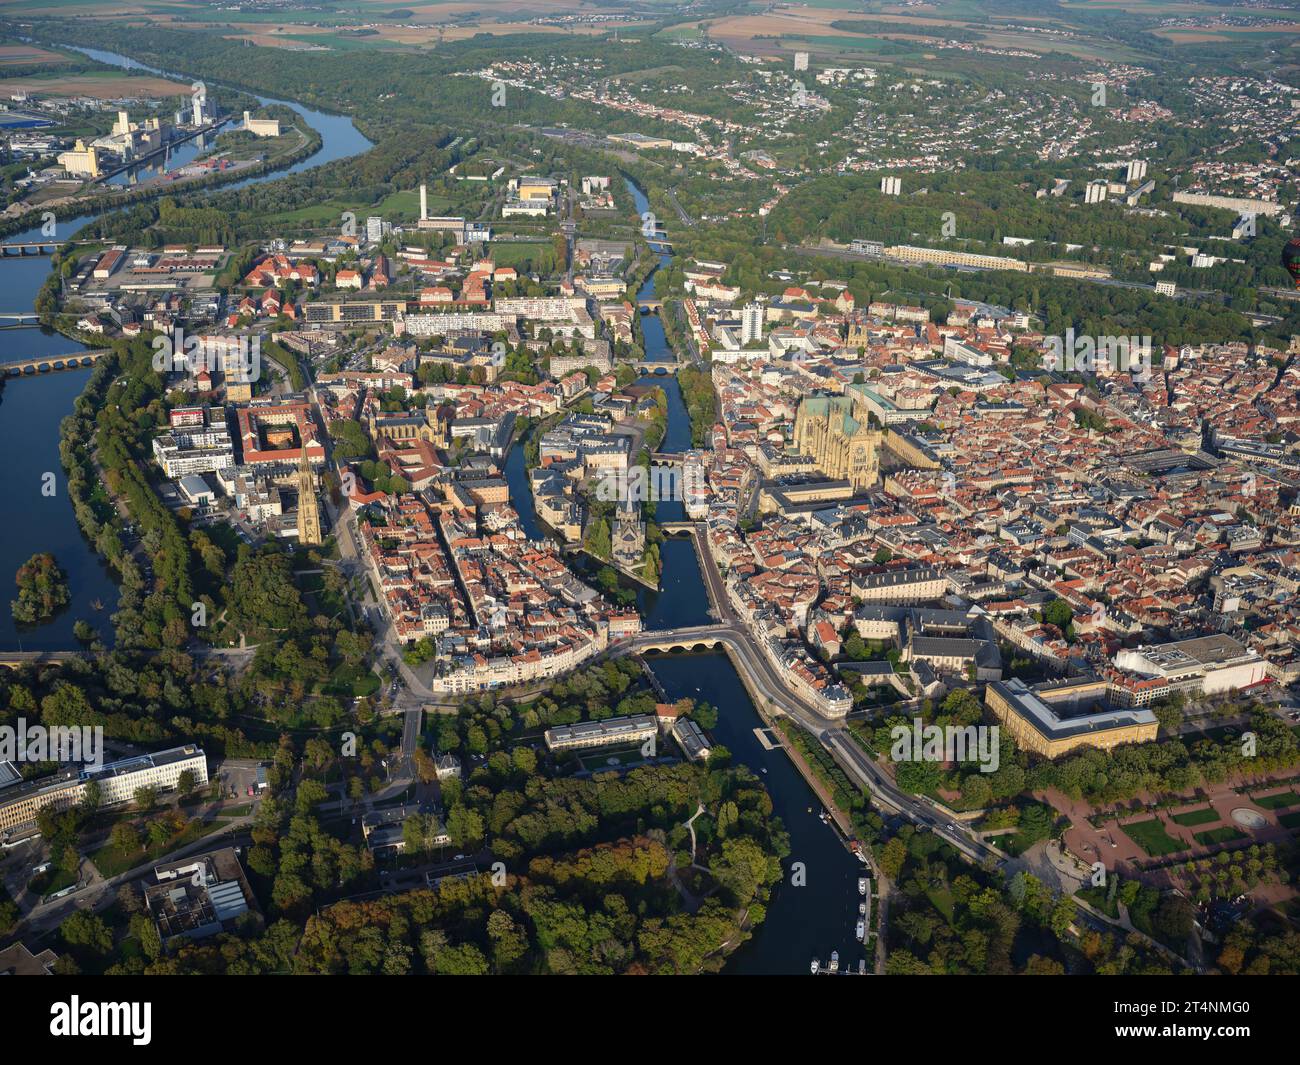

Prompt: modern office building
xmin=1113 ymin=634 xmax=1267 ymax=698
xmin=0 ymin=744 xmax=208 ymax=838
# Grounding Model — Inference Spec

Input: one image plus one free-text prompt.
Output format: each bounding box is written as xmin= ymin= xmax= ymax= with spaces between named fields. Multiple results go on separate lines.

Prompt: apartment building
xmin=851 ymin=565 xmax=947 ymax=604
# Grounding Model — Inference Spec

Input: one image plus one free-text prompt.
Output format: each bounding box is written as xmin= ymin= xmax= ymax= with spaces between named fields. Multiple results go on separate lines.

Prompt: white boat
xmin=858 ymin=878 xmax=868 ymax=895
xmin=858 ymin=960 xmax=866 ymax=975
xmin=858 ymin=902 xmax=866 ymax=915
xmin=761 ymin=767 xmax=768 ymax=774
xmin=856 ymin=920 xmax=866 ymax=940
xmin=828 ymin=951 xmax=839 ymax=973
xmin=810 ymin=958 xmax=819 ymax=975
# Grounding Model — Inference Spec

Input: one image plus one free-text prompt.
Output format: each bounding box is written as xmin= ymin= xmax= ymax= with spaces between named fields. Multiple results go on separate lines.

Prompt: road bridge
xmin=0 ymin=242 xmax=58 ymax=256
xmin=630 ymin=359 xmax=679 ymax=374
xmin=2 ymin=350 xmax=110 ymax=376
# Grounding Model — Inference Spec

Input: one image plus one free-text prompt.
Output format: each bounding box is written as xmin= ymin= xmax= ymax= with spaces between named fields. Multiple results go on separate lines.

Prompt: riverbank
xmin=0 ymin=42 xmax=372 ymax=653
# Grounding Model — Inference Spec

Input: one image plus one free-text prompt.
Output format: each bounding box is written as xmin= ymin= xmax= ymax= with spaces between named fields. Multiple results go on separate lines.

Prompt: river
xmin=0 ymin=44 xmax=372 ymax=651
xmin=620 ymin=174 xmax=866 ymax=973
xmin=0 ymin=62 xmax=865 ymax=971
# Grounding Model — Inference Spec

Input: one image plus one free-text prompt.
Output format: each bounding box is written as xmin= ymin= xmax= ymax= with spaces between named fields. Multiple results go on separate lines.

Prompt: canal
xmin=0 ymin=44 xmax=372 ymax=651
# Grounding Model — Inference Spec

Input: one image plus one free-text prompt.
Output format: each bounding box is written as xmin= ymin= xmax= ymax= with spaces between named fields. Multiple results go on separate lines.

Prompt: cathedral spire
xmin=297 ymin=448 xmax=322 ymax=546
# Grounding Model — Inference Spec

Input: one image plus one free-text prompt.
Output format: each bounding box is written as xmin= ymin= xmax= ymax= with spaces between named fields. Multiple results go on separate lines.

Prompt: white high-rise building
xmin=793 ymin=51 xmax=809 ymax=72
xmin=881 ymin=176 xmax=902 ymax=196
xmin=1085 ymin=180 xmax=1109 ymax=204
xmin=1125 ymin=159 xmax=1147 ymax=184
xmin=366 ymin=216 xmax=384 ymax=244
xmin=419 ymin=183 xmax=428 ymax=221
xmin=741 ymin=303 xmax=763 ymax=345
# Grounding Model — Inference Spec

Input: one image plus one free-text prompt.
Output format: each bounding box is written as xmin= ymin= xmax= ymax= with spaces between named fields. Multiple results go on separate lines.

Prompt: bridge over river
xmin=2 ymin=350 xmax=111 ymax=376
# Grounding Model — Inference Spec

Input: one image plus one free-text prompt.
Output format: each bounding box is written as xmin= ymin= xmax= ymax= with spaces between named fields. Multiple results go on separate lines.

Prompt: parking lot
xmin=210 ymin=761 xmax=267 ymax=801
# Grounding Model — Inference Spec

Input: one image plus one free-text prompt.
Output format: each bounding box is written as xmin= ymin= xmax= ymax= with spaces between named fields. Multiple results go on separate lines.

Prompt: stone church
xmin=793 ymin=390 xmax=881 ymax=490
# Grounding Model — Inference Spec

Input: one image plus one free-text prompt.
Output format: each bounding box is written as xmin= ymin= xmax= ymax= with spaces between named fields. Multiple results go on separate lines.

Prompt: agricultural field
xmin=0 ymin=42 xmax=69 ymax=64
xmin=0 ymin=70 xmax=187 ymax=99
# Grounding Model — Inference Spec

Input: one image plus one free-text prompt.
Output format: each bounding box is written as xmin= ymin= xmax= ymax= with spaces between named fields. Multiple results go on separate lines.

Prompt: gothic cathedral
xmin=793 ymin=392 xmax=881 ymax=491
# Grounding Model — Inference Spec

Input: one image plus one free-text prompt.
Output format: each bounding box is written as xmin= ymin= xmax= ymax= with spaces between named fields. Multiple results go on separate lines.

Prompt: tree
xmin=584 ymin=517 xmax=612 ymax=561
xmin=110 ymin=821 xmax=143 ymax=855
xmin=61 ymin=911 xmax=112 ymax=955
xmin=1152 ymin=893 xmax=1195 ymax=943
xmin=134 ymin=786 xmax=158 ymax=812
xmin=176 ymin=769 xmax=197 ymax=797
xmin=11 ymin=553 xmax=70 ymax=624
xmin=879 ymin=836 xmax=907 ymax=880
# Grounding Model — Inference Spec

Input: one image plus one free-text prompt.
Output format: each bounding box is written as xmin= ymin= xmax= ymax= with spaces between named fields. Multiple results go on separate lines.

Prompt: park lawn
xmin=491 ymin=242 xmax=554 ymax=268
xmin=1194 ymin=826 xmax=1247 ymax=847
xmin=1076 ymin=884 xmax=1120 ymax=919
xmin=374 ymin=188 xmax=451 ymax=218
xmin=1122 ymin=818 xmax=1185 ymax=857
xmin=578 ymin=744 xmax=648 ymax=772
xmin=89 ymin=818 xmax=215 ymax=878
xmin=322 ymin=663 xmax=380 ymax=698
xmin=1252 ymin=790 xmax=1300 ymax=810
xmin=925 ymin=883 xmax=956 ymax=922
xmin=1277 ymin=810 xmax=1300 ymax=830
xmin=1171 ymin=806 xmax=1220 ymax=827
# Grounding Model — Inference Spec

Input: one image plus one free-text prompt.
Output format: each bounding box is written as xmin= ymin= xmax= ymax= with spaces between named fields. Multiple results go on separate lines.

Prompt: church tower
xmin=297 ymin=449 xmax=322 ymax=546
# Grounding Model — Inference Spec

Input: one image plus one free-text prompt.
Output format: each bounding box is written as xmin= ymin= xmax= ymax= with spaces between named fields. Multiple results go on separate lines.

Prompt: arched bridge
xmin=657 ymin=520 xmax=697 ymax=535
xmin=630 ymin=359 xmax=679 ymax=374
xmin=616 ymin=624 xmax=735 ymax=655
xmin=3 ymin=350 xmax=111 ymax=376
